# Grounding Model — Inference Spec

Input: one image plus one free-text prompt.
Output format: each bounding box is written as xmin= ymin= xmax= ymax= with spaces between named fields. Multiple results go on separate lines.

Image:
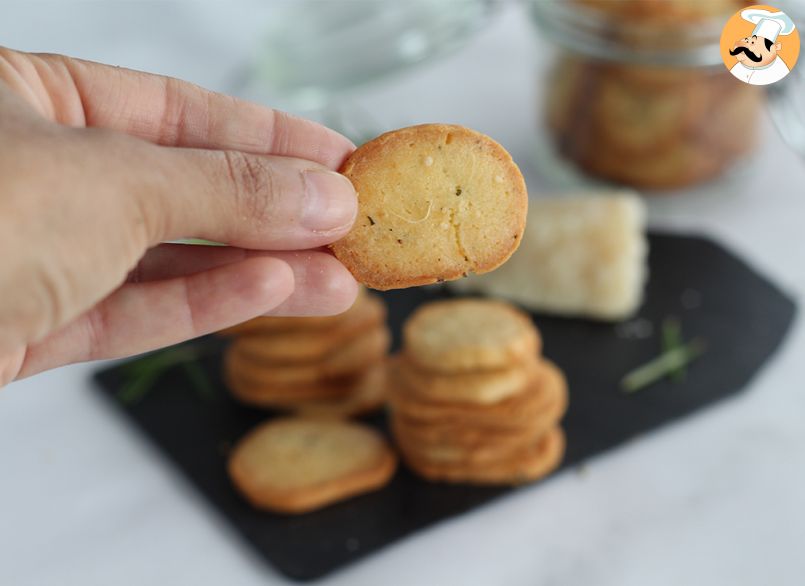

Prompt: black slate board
xmin=93 ymin=233 xmax=796 ymax=581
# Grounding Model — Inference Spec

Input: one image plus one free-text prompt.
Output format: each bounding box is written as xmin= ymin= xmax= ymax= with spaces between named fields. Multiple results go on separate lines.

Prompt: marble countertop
xmin=1 ymin=2 xmax=804 ymax=585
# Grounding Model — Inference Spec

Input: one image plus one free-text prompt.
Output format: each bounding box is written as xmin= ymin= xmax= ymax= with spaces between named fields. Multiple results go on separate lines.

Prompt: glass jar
xmin=240 ymin=0 xmax=496 ymax=141
xmin=529 ymin=0 xmax=764 ymax=191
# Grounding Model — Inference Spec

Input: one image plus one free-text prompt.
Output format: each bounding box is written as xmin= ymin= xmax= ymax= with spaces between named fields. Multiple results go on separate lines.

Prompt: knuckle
xmin=80 ymin=128 xmax=165 ymax=248
xmin=7 ymin=259 xmax=71 ymax=345
xmin=83 ymin=301 xmax=112 ymax=361
xmin=33 ymin=261 xmax=71 ymax=335
xmin=222 ymin=150 xmax=278 ymax=224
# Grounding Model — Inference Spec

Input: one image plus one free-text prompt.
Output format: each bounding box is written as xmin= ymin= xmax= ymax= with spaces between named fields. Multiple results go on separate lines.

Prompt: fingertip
xmin=275 ymin=109 xmax=356 ymax=170
xmin=317 ymin=122 xmax=356 ymax=170
xmin=234 ymin=256 xmax=295 ymax=314
xmin=326 ymin=132 xmax=357 ymax=170
xmin=312 ymin=256 xmax=360 ymax=315
xmin=301 ymin=168 xmax=358 ymax=236
xmin=263 ymin=251 xmax=359 ymax=316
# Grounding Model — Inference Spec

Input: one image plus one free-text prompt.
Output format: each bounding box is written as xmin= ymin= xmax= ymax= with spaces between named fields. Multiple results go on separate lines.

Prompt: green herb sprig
xmin=117 ymin=343 xmax=215 ymax=405
xmin=620 ymin=318 xmax=706 ymax=393
xmin=661 ymin=317 xmax=686 ymax=382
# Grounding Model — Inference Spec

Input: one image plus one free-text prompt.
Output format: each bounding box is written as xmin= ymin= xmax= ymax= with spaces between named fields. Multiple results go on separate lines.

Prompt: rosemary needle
xmin=181 ymin=361 xmax=215 ymax=401
xmin=116 ymin=344 xmax=215 ymax=405
xmin=661 ymin=317 xmax=685 ymax=382
xmin=621 ymin=338 xmax=707 ymax=394
xmin=118 ymin=366 xmax=164 ymax=404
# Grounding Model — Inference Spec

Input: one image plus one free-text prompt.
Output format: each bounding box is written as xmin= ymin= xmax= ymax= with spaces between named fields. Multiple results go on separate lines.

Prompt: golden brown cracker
xmin=217 ymin=289 xmax=369 ymax=337
xmin=401 ymin=427 xmax=565 ymax=485
xmin=228 ymin=417 xmax=397 ymax=513
xmin=224 ymin=365 xmax=358 ymax=406
xmin=231 ymin=325 xmax=391 ymax=385
xmin=389 ymin=359 xmax=566 ymax=430
xmin=330 ymin=124 xmax=528 ymax=290
xmin=402 ymin=299 xmax=540 ymax=373
xmin=392 ymin=378 xmax=567 ymax=459
xmin=397 ymin=353 xmax=539 ymax=404
xmin=291 ymin=364 xmax=388 ymax=419
xmin=230 ymin=294 xmax=386 ymax=363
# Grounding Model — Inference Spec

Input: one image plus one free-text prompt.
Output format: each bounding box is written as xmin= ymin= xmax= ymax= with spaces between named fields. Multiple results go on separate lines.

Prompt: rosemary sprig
xmin=661 ymin=317 xmax=685 ymax=382
xmin=180 ymin=360 xmax=215 ymax=401
xmin=117 ymin=365 xmax=165 ymax=404
xmin=116 ymin=343 xmax=215 ymax=405
xmin=620 ymin=338 xmax=707 ymax=394
xmin=175 ymin=238 xmax=225 ymax=246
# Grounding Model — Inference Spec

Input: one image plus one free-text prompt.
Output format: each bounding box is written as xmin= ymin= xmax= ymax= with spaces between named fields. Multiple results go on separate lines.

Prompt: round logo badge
xmin=720 ymin=4 xmax=800 ymax=85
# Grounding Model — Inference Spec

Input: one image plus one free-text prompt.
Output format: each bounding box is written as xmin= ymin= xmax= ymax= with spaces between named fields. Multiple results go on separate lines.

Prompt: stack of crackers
xmin=389 ymin=299 xmax=567 ymax=485
xmin=221 ymin=290 xmax=391 ymax=418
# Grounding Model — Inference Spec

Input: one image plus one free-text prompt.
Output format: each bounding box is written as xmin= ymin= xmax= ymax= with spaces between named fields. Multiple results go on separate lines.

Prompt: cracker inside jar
xmin=535 ymin=0 xmax=764 ymax=190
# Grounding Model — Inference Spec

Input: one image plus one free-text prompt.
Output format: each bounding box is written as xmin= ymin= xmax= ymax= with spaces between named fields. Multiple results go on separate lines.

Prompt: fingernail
xmin=301 ymin=170 xmax=357 ymax=232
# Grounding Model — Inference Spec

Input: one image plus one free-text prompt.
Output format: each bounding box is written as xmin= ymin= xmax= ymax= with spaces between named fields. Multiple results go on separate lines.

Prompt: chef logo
xmin=720 ymin=5 xmax=799 ymax=85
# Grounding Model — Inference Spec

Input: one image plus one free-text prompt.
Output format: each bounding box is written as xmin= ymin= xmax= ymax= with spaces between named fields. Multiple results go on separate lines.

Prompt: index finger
xmin=1 ymin=49 xmax=355 ymax=169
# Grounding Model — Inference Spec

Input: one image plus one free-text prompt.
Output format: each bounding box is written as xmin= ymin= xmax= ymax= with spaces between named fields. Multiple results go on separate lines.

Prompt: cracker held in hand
xmin=228 ymin=417 xmax=397 ymax=514
xmin=330 ymin=124 xmax=528 ymax=290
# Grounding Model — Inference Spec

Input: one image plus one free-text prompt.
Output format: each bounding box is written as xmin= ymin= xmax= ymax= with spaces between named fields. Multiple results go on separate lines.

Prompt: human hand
xmin=0 ymin=48 xmax=359 ymax=386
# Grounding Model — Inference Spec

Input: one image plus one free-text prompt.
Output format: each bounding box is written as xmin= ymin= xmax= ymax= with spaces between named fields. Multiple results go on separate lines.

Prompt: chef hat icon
xmin=741 ymin=8 xmax=796 ymax=42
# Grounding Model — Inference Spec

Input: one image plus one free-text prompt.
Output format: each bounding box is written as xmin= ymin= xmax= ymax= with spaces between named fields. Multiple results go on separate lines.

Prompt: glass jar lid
xmin=528 ymin=0 xmax=736 ymax=67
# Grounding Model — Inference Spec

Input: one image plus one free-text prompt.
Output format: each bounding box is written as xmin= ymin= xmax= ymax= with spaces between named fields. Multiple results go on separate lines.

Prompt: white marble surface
xmin=2 ymin=2 xmax=805 ymax=585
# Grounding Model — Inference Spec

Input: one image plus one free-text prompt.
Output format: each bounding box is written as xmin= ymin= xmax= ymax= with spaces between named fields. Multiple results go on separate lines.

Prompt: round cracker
xmin=392 ymin=382 xmax=567 ymax=464
xmin=291 ymin=364 xmax=388 ymax=419
xmin=225 ymin=366 xmax=358 ymax=406
xmin=232 ymin=325 xmax=391 ymax=385
xmin=217 ymin=289 xmax=369 ymax=337
xmin=397 ymin=353 xmax=538 ymax=404
xmin=228 ymin=417 xmax=397 ymax=513
xmin=401 ymin=427 xmax=565 ymax=485
xmin=402 ymin=299 xmax=540 ymax=373
xmin=389 ymin=359 xmax=566 ymax=430
xmin=330 ymin=124 xmax=528 ymax=290
xmin=231 ymin=294 xmax=385 ymax=363
xmin=590 ymin=71 xmax=704 ymax=156
xmin=394 ymin=375 xmax=567 ymax=447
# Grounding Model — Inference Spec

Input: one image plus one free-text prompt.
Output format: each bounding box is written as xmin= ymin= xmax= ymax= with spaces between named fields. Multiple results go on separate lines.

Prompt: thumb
xmin=139 ymin=144 xmax=358 ymax=251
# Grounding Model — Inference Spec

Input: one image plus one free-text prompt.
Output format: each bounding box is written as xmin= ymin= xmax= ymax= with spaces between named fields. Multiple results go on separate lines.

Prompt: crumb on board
xmin=615 ymin=318 xmax=654 ymax=340
xmin=681 ymin=288 xmax=702 ymax=310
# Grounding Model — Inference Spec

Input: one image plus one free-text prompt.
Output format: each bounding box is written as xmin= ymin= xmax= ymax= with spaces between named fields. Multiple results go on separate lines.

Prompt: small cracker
xmin=228 ymin=417 xmax=397 ymax=513
xmin=402 ymin=298 xmax=541 ymax=373
xmin=291 ymin=364 xmax=388 ymax=419
xmin=393 ymin=382 xmax=567 ymax=464
xmin=330 ymin=124 xmax=528 ymax=290
xmin=398 ymin=353 xmax=539 ymax=404
xmin=224 ymin=364 xmax=359 ymax=406
xmin=217 ymin=289 xmax=368 ymax=337
xmin=401 ymin=427 xmax=565 ymax=485
xmin=231 ymin=325 xmax=391 ymax=385
xmin=230 ymin=294 xmax=385 ymax=363
xmin=389 ymin=359 xmax=567 ymax=430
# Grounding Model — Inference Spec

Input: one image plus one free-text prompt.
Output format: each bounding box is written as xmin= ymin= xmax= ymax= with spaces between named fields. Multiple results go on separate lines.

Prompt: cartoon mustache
xmin=730 ymin=46 xmax=763 ymax=63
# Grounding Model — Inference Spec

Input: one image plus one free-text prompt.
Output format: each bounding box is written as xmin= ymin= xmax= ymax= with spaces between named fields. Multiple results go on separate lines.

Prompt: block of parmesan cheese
xmin=449 ymin=192 xmax=648 ymax=321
